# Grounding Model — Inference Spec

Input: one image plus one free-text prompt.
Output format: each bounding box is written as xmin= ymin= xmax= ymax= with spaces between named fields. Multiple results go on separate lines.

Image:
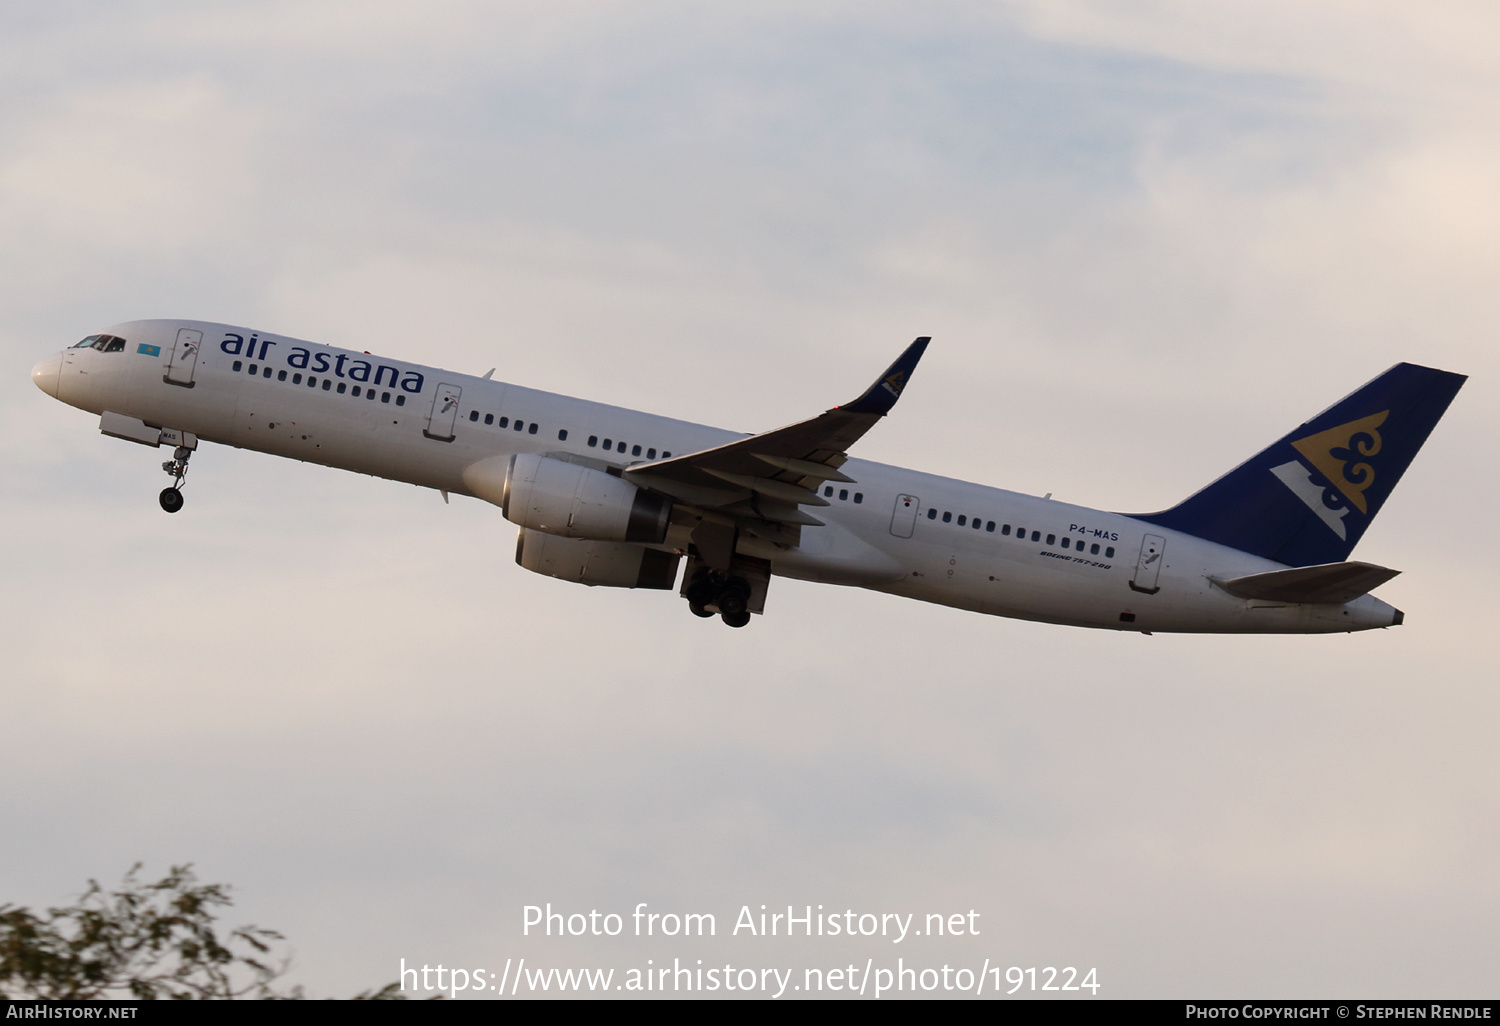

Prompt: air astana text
xmin=219 ymin=333 xmax=425 ymax=393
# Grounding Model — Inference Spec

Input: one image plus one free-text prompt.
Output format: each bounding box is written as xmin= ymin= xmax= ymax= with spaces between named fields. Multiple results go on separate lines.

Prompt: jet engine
xmin=515 ymin=529 xmax=680 ymax=589
xmin=463 ymin=453 xmax=672 ymax=544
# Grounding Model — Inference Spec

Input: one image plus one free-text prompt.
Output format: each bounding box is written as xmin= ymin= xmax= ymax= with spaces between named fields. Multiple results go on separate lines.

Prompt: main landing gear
xmin=684 ymin=568 xmax=752 ymax=628
xmin=159 ymin=446 xmax=193 ymax=513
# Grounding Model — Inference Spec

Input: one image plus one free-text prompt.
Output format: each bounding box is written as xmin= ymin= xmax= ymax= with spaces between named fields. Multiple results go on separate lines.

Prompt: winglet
xmin=838 ymin=337 xmax=931 ymax=416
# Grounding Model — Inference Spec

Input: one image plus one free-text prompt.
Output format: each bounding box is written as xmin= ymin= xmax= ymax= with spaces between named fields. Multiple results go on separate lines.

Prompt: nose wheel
xmin=159 ymin=446 xmax=193 ymax=513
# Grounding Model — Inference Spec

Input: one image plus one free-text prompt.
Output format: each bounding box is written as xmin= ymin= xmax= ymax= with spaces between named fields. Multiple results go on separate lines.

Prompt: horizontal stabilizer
xmin=1209 ymin=561 xmax=1400 ymax=604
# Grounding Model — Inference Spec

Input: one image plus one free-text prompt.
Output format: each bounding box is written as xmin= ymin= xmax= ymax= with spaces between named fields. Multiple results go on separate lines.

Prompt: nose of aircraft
xmin=32 ymin=352 xmax=63 ymax=398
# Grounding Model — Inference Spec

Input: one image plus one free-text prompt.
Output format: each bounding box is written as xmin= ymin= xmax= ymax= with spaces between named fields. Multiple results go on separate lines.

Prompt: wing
xmin=624 ymin=337 xmax=930 ymax=553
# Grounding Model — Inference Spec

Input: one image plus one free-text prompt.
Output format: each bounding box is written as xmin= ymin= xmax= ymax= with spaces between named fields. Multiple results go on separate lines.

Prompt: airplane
xmin=31 ymin=320 xmax=1465 ymax=633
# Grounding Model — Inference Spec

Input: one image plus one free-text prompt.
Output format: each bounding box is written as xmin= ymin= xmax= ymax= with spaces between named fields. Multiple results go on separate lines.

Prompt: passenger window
xmin=942 ymin=512 xmax=952 ymax=523
xmin=1105 ymin=546 xmax=1115 ymax=558
xmin=307 ymin=376 xmax=316 ymax=387
xmin=249 ymin=364 xmax=258 ymax=375
xmin=395 ymin=395 xmax=405 ymax=406
xmin=352 ymin=386 xmax=361 ymax=397
xmin=971 ymin=517 xmax=979 ymax=529
xmin=854 ymin=493 xmax=862 ymax=504
xmin=1001 ymin=524 xmax=1010 ymax=536
xmin=558 ymin=429 xmax=568 ymax=441
xmin=323 ymin=380 xmax=332 ymax=391
xmin=986 ymin=521 xmax=995 ymax=532
xmin=588 ymin=435 xmax=598 ymax=447
xmin=647 ymin=448 xmax=656 ymax=459
xmin=662 ymin=452 xmax=671 ymax=458
xmin=603 ymin=439 xmax=612 ymax=449
xmin=499 ymin=417 xmax=509 ymax=428
xmin=1031 ymin=530 xmax=1041 ymax=542
xmin=368 ymin=389 xmax=376 ymax=399
xmin=840 ymin=489 xmax=849 ymax=501
xmin=1062 ymin=537 xmax=1071 ymax=548
xmin=484 ymin=413 xmax=494 ymax=425
xmin=957 ymin=514 xmax=966 ymax=526
xmin=292 ymin=373 xmax=302 ymax=384
xmin=630 ymin=442 xmax=639 ymax=454
xmin=381 ymin=392 xmax=390 ymax=403
xmin=1046 ymin=534 xmax=1055 ymax=545
xmin=233 ymin=361 xmax=242 ymax=372
xmin=529 ymin=424 xmax=538 ymax=435
xmin=469 ymin=410 xmax=479 ymax=422
xmin=277 ymin=370 xmax=287 ymax=381
xmin=1090 ymin=543 xmax=1100 ymax=555
xmin=337 ymin=382 xmax=346 ymax=393
xmin=825 ymin=486 xmax=834 ymax=497
xmin=514 ymin=420 xmax=524 ymax=431
xmin=927 ymin=509 xmax=937 ymax=520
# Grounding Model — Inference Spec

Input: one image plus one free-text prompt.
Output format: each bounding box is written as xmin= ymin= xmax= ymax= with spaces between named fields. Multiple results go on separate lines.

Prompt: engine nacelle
xmin=464 ymin=453 xmax=672 ymax=544
xmin=515 ymin=529 xmax=680 ymax=589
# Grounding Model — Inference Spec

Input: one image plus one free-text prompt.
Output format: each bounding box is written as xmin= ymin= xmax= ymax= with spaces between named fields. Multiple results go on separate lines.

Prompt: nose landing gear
xmin=159 ymin=446 xmax=192 ymax=513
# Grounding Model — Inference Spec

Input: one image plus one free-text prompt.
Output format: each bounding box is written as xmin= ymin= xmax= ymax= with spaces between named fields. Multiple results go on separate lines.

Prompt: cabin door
xmin=424 ymin=382 xmax=463 ymax=442
xmin=890 ymin=494 xmax=920 ymax=538
xmin=1130 ymin=534 xmax=1165 ymax=594
xmin=163 ymin=328 xmax=202 ymax=387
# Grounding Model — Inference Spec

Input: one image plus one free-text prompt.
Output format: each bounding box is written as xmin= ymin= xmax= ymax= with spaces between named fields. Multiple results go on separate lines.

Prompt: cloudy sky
xmin=3 ymin=0 xmax=1496 ymax=999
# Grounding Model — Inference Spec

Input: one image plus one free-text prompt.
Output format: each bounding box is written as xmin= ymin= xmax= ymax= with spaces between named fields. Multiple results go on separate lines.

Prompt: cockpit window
xmin=72 ymin=335 xmax=101 ymax=348
xmin=103 ymin=337 xmax=125 ymax=352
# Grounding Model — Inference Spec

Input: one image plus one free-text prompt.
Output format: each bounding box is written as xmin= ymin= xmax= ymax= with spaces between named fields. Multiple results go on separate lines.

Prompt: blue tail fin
xmin=1133 ymin=362 xmax=1466 ymax=566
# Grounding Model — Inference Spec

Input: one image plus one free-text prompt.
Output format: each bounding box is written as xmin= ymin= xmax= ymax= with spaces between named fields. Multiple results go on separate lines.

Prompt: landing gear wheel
xmin=717 ymin=577 xmax=751 ymax=616
xmin=684 ymin=573 xmax=719 ymax=609
xmin=159 ymin=445 xmax=193 ymax=512
xmin=684 ymin=569 xmax=754 ymax=623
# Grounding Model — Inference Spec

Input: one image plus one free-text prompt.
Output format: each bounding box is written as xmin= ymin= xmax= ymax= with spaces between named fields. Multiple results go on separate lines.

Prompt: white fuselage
xmin=32 ymin=320 xmax=1402 ymax=634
